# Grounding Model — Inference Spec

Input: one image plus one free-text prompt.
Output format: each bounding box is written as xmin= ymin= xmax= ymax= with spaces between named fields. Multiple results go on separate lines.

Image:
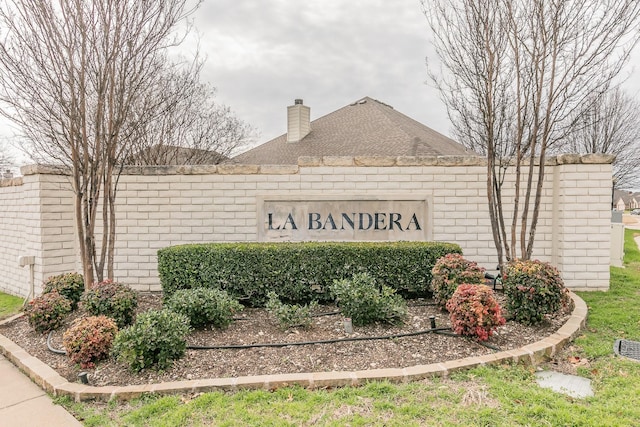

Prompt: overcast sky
xmin=191 ymin=0 xmax=449 ymax=148
xmin=2 ymin=1 xmax=639 ymax=162
xmin=192 ymin=0 xmax=640 ymax=150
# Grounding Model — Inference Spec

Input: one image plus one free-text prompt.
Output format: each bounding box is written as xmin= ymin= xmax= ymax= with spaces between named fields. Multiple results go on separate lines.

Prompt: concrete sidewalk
xmin=0 ymin=354 xmax=82 ymax=426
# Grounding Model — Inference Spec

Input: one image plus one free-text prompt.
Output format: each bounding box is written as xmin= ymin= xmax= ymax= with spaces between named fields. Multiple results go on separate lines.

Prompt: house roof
xmin=231 ymin=97 xmax=474 ymax=165
xmin=614 ymin=189 xmax=640 ymax=206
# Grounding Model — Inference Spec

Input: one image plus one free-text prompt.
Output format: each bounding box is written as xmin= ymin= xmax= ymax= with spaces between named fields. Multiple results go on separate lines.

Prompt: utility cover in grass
xmin=535 ymin=371 xmax=594 ymax=399
xmin=614 ymin=339 xmax=640 ymax=361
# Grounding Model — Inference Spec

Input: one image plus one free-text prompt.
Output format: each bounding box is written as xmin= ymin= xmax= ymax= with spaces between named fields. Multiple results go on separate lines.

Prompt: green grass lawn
xmin=0 ymin=291 xmax=23 ymax=320
xmin=59 ymin=230 xmax=640 ymax=426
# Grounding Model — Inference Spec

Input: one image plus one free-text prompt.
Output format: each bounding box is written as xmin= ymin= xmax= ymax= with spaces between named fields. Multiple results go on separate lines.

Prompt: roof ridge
xmin=287 ymin=96 xmax=373 ymax=131
xmin=365 ymin=98 xmax=459 ymax=147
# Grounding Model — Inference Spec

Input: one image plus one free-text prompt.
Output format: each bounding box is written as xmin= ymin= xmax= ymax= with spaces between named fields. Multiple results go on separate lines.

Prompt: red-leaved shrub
xmin=446 ymin=284 xmax=505 ymax=341
xmin=431 ymin=253 xmax=486 ymax=309
xmin=24 ymin=291 xmax=72 ymax=333
xmin=62 ymin=315 xmax=118 ymax=369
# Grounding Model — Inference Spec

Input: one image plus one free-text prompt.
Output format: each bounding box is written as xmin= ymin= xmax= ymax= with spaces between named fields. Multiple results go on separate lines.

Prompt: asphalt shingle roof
xmin=232 ymin=97 xmax=473 ymax=165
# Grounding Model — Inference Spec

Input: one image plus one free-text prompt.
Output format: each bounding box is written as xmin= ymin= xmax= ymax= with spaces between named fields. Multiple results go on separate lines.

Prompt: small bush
xmin=80 ymin=280 xmax=138 ymax=328
xmin=502 ymin=259 xmax=572 ymax=325
xmin=165 ymin=288 xmax=243 ymax=329
xmin=62 ymin=315 xmax=118 ymax=369
xmin=42 ymin=272 xmax=84 ymax=308
xmin=331 ymin=272 xmax=407 ymax=326
xmin=446 ymin=284 xmax=505 ymax=341
xmin=431 ymin=254 xmax=486 ymax=309
xmin=24 ymin=291 xmax=72 ymax=333
xmin=112 ymin=309 xmax=190 ymax=372
xmin=265 ymin=291 xmax=318 ymax=329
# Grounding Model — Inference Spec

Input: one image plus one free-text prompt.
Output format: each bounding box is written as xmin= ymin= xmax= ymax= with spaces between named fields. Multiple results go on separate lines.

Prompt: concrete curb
xmin=0 ymin=293 xmax=587 ymax=402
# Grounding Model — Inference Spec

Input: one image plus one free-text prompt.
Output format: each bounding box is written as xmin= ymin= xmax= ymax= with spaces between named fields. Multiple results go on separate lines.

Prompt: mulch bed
xmin=0 ymin=292 xmax=571 ymax=387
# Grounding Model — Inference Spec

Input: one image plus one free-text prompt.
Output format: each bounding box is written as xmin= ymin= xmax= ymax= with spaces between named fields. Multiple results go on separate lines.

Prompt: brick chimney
xmin=286 ymin=99 xmax=310 ymax=143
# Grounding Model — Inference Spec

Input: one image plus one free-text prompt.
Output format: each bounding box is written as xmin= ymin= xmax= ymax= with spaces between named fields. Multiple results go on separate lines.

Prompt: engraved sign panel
xmin=258 ymin=196 xmax=430 ymax=242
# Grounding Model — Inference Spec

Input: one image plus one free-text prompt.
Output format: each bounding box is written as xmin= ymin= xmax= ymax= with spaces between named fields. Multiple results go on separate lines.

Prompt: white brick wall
xmin=0 ymin=178 xmax=33 ymax=297
xmin=0 ymin=155 xmax=613 ymax=296
xmin=0 ymin=172 xmax=78 ymax=297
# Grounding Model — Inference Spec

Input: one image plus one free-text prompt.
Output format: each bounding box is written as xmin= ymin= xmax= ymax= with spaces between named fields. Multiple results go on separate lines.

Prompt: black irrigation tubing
xmin=477 ymin=341 xmax=501 ymax=351
xmin=186 ymin=327 xmax=455 ymax=350
xmin=312 ymin=310 xmax=342 ymax=317
xmin=46 ymin=326 xmax=502 ymax=355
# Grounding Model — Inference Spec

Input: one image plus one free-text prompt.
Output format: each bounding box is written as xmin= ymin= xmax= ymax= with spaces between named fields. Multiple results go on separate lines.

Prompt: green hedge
xmin=157 ymin=241 xmax=461 ymax=306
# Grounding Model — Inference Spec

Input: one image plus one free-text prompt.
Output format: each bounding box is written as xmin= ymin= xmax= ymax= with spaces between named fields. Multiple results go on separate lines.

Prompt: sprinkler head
xmin=78 ymin=372 xmax=89 ymax=385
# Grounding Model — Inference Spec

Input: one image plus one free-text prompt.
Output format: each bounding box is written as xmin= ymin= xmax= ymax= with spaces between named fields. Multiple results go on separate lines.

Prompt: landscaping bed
xmin=0 ymin=292 xmax=570 ymax=387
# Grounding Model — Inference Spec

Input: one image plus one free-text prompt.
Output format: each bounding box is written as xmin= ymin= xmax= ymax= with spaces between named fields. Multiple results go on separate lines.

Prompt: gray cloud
xmin=2 ymin=0 xmax=637 ymax=163
xmin=193 ymin=1 xmax=640 ymax=153
xmin=193 ymin=1 xmax=449 ymax=145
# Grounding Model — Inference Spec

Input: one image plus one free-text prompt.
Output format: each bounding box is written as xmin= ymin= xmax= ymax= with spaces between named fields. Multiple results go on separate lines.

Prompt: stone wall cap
xmin=20 ymin=164 xmax=69 ymax=176
xmin=353 ymin=156 xmax=397 ymax=167
xmin=216 ymin=164 xmax=260 ymax=174
xmin=580 ymin=153 xmax=616 ymax=164
xmin=297 ymin=156 xmax=323 ymax=166
xmin=0 ymin=176 xmax=23 ymax=187
xmin=258 ymin=165 xmax=299 ymax=174
xmin=436 ymin=155 xmax=485 ymax=166
xmin=13 ymin=153 xmax=614 ymax=179
xmin=322 ymin=156 xmax=355 ymax=166
xmin=122 ymin=165 xmax=220 ymax=175
xmin=555 ymin=154 xmax=582 ymax=165
xmin=396 ymin=156 xmax=439 ymax=166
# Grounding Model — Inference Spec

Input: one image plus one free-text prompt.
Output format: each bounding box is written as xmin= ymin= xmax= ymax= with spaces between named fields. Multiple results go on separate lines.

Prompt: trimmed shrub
xmin=42 ymin=272 xmax=84 ymax=309
xmin=24 ymin=291 xmax=72 ymax=333
xmin=62 ymin=315 xmax=118 ymax=369
xmin=265 ymin=291 xmax=318 ymax=330
xmin=331 ymin=272 xmax=407 ymax=326
xmin=112 ymin=309 xmax=190 ymax=372
xmin=158 ymin=241 xmax=461 ymax=305
xmin=502 ymin=259 xmax=572 ymax=325
xmin=446 ymin=284 xmax=505 ymax=341
xmin=165 ymin=287 xmax=243 ymax=329
xmin=431 ymin=253 xmax=486 ymax=309
xmin=80 ymin=280 xmax=138 ymax=328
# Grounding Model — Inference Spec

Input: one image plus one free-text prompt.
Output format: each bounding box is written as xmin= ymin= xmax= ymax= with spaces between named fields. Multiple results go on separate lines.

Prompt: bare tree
xmin=558 ymin=88 xmax=640 ymax=189
xmin=0 ymin=0 xmax=201 ymax=288
xmin=424 ymin=0 xmax=640 ymax=265
xmin=126 ymin=61 xmax=252 ymax=166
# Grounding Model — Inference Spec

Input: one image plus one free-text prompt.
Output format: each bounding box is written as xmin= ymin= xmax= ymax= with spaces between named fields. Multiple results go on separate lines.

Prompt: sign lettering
xmin=259 ymin=198 xmax=429 ymax=242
